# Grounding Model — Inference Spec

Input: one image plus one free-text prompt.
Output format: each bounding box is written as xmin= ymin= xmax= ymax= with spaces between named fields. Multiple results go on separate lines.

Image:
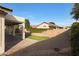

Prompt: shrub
xmin=31 ymin=28 xmax=47 ymax=33
xmin=71 ymin=22 xmax=79 ymax=55
xmin=15 ymin=25 xmax=20 ymax=33
xmin=25 ymin=31 xmax=31 ymax=38
xmin=25 ymin=19 xmax=31 ymax=31
xmin=49 ymin=25 xmax=56 ymax=29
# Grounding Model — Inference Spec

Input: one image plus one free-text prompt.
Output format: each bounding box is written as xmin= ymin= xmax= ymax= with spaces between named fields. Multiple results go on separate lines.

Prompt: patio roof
xmin=5 ymin=14 xmax=25 ymax=25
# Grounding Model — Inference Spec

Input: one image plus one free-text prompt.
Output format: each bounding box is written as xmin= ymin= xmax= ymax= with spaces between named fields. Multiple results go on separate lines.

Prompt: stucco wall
xmin=0 ymin=15 xmax=5 ymax=54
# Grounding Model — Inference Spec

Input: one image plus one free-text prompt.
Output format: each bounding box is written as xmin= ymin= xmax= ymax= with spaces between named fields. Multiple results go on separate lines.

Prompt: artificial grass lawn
xmin=29 ymin=35 xmax=49 ymax=40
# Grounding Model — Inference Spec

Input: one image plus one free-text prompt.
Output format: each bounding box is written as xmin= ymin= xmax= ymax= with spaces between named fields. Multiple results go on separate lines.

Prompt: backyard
xmin=0 ymin=3 xmax=78 ymax=56
xmin=4 ymin=28 xmax=71 ymax=56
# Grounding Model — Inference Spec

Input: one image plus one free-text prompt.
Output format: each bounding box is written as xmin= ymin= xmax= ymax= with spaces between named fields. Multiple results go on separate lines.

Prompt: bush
xmin=15 ymin=25 xmax=20 ymax=33
xmin=71 ymin=22 xmax=79 ymax=55
xmin=25 ymin=19 xmax=31 ymax=31
xmin=25 ymin=31 xmax=31 ymax=38
xmin=31 ymin=28 xmax=47 ymax=33
xmin=49 ymin=26 xmax=56 ymax=29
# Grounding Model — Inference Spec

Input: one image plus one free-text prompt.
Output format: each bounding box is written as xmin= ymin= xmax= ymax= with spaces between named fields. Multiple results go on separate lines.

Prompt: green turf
xmin=29 ymin=35 xmax=49 ymax=40
xmin=31 ymin=28 xmax=47 ymax=33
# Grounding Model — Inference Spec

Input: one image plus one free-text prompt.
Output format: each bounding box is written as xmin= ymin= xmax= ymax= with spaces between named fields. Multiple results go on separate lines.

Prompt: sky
xmin=1 ymin=3 xmax=74 ymax=26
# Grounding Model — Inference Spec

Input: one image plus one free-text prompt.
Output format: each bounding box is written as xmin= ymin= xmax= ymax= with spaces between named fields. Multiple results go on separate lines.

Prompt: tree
xmin=49 ymin=22 xmax=56 ymax=29
xmin=71 ymin=3 xmax=79 ymax=21
xmin=25 ymin=19 xmax=31 ymax=31
xmin=49 ymin=22 xmax=55 ymax=25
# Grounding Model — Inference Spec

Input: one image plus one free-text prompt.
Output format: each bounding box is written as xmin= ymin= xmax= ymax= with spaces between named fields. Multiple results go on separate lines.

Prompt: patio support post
xmin=8 ymin=26 xmax=12 ymax=35
xmin=12 ymin=25 xmax=16 ymax=36
xmin=22 ymin=23 xmax=25 ymax=40
xmin=0 ymin=14 xmax=5 ymax=55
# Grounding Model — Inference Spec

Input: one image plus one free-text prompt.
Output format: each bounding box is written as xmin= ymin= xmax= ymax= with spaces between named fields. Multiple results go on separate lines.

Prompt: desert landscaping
xmin=4 ymin=28 xmax=71 ymax=56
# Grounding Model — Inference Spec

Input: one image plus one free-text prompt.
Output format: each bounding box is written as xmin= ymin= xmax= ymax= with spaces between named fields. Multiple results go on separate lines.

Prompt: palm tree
xmin=71 ymin=3 xmax=79 ymax=22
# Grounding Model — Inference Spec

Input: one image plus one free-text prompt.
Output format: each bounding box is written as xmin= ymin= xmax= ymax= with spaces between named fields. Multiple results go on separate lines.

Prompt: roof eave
xmin=0 ymin=5 xmax=13 ymax=12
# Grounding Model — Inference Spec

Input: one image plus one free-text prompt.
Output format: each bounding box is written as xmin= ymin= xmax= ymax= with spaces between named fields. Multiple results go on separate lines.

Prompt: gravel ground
xmin=4 ymin=29 xmax=71 ymax=56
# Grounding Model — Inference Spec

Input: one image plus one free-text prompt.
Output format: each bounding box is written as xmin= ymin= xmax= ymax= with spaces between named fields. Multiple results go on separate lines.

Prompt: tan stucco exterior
xmin=0 ymin=15 xmax=5 ymax=54
xmin=0 ymin=6 xmax=12 ymax=55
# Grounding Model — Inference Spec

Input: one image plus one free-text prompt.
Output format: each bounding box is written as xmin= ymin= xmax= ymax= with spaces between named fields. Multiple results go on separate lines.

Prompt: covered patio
xmin=0 ymin=6 xmax=25 ymax=55
xmin=5 ymin=14 xmax=25 ymax=51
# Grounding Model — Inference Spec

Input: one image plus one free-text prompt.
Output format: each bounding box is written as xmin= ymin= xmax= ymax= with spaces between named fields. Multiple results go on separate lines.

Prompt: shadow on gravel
xmin=7 ymin=29 xmax=71 ymax=56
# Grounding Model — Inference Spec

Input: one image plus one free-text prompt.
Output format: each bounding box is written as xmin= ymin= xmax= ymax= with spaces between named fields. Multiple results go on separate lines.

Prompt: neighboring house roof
xmin=36 ymin=22 xmax=49 ymax=27
xmin=37 ymin=22 xmax=56 ymax=27
xmin=31 ymin=22 xmax=49 ymax=28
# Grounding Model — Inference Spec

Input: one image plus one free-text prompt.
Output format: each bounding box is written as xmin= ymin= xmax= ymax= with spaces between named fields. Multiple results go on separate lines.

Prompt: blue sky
xmin=1 ymin=3 xmax=74 ymax=26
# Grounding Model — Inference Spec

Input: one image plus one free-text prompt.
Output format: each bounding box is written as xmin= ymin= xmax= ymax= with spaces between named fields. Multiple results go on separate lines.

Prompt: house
xmin=0 ymin=6 xmax=25 ymax=55
xmin=31 ymin=22 xmax=63 ymax=29
xmin=32 ymin=22 xmax=57 ymax=29
xmin=36 ymin=22 xmax=49 ymax=29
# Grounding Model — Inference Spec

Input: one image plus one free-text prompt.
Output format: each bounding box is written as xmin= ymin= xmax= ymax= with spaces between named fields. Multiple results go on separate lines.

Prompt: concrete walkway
xmin=4 ymin=29 xmax=71 ymax=56
xmin=4 ymin=38 xmax=39 ymax=55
